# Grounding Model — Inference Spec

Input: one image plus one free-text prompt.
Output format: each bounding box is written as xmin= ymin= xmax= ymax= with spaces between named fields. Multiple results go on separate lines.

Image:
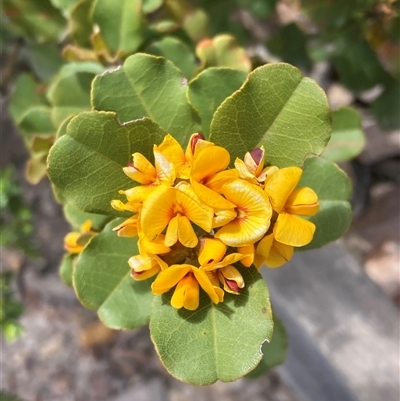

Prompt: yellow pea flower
xmin=214 ymin=179 xmax=272 ymax=247
xmin=129 ymin=234 xmax=170 ymax=280
xmin=199 ymin=238 xmax=246 ymax=295
xmin=254 ymin=233 xmax=294 ymax=268
xmin=64 ymin=220 xmax=95 ymax=254
xmin=234 ymin=146 xmax=278 ymax=185
xmin=264 ymin=167 xmax=319 ymax=247
xmin=140 ymin=185 xmax=213 ymax=248
xmin=151 ymin=264 xmax=224 ymax=310
xmin=120 ymin=149 xmax=175 ymax=203
xmin=190 ymin=146 xmax=237 ymax=209
xmin=155 ymin=133 xmax=213 ymax=179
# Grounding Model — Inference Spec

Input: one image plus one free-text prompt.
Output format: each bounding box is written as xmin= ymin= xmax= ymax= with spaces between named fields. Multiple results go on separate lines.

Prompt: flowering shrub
xmin=46 ymin=53 xmax=352 ymax=384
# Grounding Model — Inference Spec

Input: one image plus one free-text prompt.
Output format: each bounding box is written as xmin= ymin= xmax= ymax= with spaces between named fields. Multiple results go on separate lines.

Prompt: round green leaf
xmin=188 ymin=67 xmax=247 ymax=135
xmin=63 ymin=203 xmax=112 ymax=231
xmin=69 ymin=0 xmax=94 ymax=48
xmin=74 ymin=219 xmax=153 ymax=329
xmin=298 ymin=157 xmax=352 ymax=250
xmin=245 ymin=316 xmax=288 ymax=378
xmin=210 ymin=63 xmax=331 ymax=168
xmin=9 ymin=74 xmax=49 ymax=124
xmin=47 ymin=61 xmax=104 ymax=127
xmin=142 ymin=0 xmax=164 ymax=14
xmin=92 ymin=0 xmax=147 ymax=55
xmin=59 ymin=253 xmax=75 ymax=286
xmin=19 ymin=106 xmax=55 ymax=142
xmin=150 ymin=266 xmax=273 ymax=385
xmin=47 ymin=111 xmax=166 ymax=215
xmin=323 ymin=106 xmax=366 ymax=162
xmin=146 ymin=36 xmax=197 ymax=80
xmin=92 ymin=53 xmax=201 ymax=145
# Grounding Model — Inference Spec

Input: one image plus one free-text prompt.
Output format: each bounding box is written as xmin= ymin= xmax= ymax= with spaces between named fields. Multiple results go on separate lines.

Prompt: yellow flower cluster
xmin=111 ymin=134 xmax=319 ymax=310
xmin=64 ymin=220 xmax=95 ymax=254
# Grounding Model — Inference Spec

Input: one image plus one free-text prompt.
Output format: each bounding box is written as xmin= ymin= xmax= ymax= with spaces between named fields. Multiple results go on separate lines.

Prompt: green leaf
xmin=323 ymin=107 xmax=365 ymax=162
xmin=245 ymin=316 xmax=288 ymax=378
xmin=47 ymin=111 xmax=166 ymax=215
xmin=69 ymin=0 xmax=95 ymax=48
xmin=92 ymin=0 xmax=147 ymax=55
xmin=298 ymin=157 xmax=352 ymax=250
xmin=74 ymin=219 xmax=153 ymax=329
xmin=196 ymin=34 xmax=251 ymax=73
xmin=63 ymin=202 xmax=112 ymax=231
xmin=47 ymin=61 xmax=104 ymax=127
xmin=59 ymin=253 xmax=75 ymax=286
xmin=332 ymin=39 xmax=389 ymax=92
xmin=2 ymin=0 xmax=66 ymax=43
xmin=142 ymin=0 xmax=164 ymax=13
xmin=92 ymin=53 xmax=201 ymax=144
xmin=18 ymin=106 xmax=55 ymax=143
xmin=25 ymin=43 xmax=65 ymax=81
xmin=372 ymin=79 xmax=400 ymax=130
xmin=9 ymin=74 xmax=48 ymax=124
xmin=146 ymin=36 xmax=197 ymax=79
xmin=150 ymin=266 xmax=273 ymax=385
xmin=188 ymin=68 xmax=247 ymax=135
xmin=210 ymin=63 xmax=331 ymax=167
xmin=267 ymin=23 xmax=311 ymax=71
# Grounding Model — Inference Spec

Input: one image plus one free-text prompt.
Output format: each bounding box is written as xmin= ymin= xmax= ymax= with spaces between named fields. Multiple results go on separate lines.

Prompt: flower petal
xmin=198 ymin=238 xmax=227 ymax=266
xmin=191 ymin=179 xmax=235 ymax=209
xmin=215 ymin=179 xmax=271 ymax=246
xmin=123 ymin=153 xmax=156 ymax=184
xmin=192 ymin=267 xmax=223 ymax=304
xmin=177 ymin=214 xmax=198 ymax=248
xmin=191 ymin=146 xmax=230 ymax=182
xmin=237 ymin=244 xmax=255 ymax=267
xmin=171 ymin=273 xmax=199 ymax=310
xmin=165 ymin=215 xmax=179 ymax=247
xmin=151 ymin=264 xmax=191 ymax=294
xmin=274 ymin=212 xmax=316 ymax=247
xmin=234 ymin=157 xmax=256 ymax=180
xmin=218 ymin=265 xmax=244 ymax=294
xmin=264 ymin=167 xmax=302 ymax=213
xmin=154 ymin=150 xmax=176 ymax=184
xmin=139 ymin=234 xmax=170 ymax=254
xmin=266 ymin=241 xmax=294 ymax=268
xmin=254 ymin=233 xmax=274 ymax=269
xmin=205 ymin=170 xmax=239 ymax=193
xmin=285 ymin=187 xmax=319 ymax=216
xmin=141 ymin=186 xmax=176 ymax=239
xmin=212 ymin=208 xmax=237 ymax=228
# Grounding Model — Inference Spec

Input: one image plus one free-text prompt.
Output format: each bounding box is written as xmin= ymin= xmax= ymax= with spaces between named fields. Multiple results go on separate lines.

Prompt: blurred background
xmin=1 ymin=0 xmax=399 ymax=400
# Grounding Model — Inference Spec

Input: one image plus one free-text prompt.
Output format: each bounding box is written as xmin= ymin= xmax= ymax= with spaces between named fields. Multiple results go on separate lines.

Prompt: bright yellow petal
xmin=212 ymin=208 xmax=237 ymax=228
xmin=113 ymin=216 xmax=139 ymax=237
xmin=234 ymin=157 xmax=256 ymax=180
xmin=154 ymin=150 xmax=176 ymax=185
xmin=141 ymin=186 xmax=176 ymax=239
xmin=128 ymin=255 xmax=161 ymax=280
xmin=64 ymin=232 xmax=83 ymax=254
xmin=151 ymin=264 xmax=191 ymax=294
xmin=165 ymin=215 xmax=179 ymax=247
xmin=191 ymin=146 xmax=230 ymax=182
xmin=139 ymin=234 xmax=170 ymax=254
xmin=191 ymin=179 xmax=235 ymax=209
xmin=155 ymin=134 xmax=186 ymax=174
xmin=274 ymin=212 xmax=316 ymax=247
xmin=257 ymin=165 xmax=279 ymax=183
xmin=177 ymin=215 xmax=198 ymax=248
xmin=192 ymin=267 xmax=222 ymax=304
xmin=265 ymin=241 xmax=294 ymax=268
xmin=215 ymin=179 xmax=271 ymax=246
xmin=110 ymin=199 xmax=138 ymax=213
xmin=285 ymin=187 xmax=319 ymax=216
xmin=238 ymin=244 xmax=255 ymax=267
xmin=254 ymin=233 xmax=274 ymax=269
xmin=80 ymin=220 xmax=92 ymax=233
xmin=264 ymin=167 xmax=302 ymax=212
xmin=211 ymin=253 xmax=245 ymax=270
xmin=198 ymin=238 xmax=227 ymax=266
xmin=175 ymin=189 xmax=214 ymax=232
xmin=205 ymin=170 xmax=239 ymax=193
xmin=185 ymin=134 xmax=214 ymax=163
xmin=171 ymin=273 xmax=199 ymax=310
xmin=123 ymin=153 xmax=156 ymax=184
